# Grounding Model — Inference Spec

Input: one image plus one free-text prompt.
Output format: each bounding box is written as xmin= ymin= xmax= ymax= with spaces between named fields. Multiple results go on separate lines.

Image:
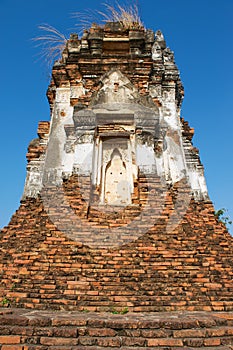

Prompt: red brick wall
xmin=0 ymin=175 xmax=232 ymax=312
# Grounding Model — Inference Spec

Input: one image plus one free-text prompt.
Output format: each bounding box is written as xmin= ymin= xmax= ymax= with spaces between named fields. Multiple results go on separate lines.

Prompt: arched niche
xmin=104 ymin=148 xmax=131 ymax=205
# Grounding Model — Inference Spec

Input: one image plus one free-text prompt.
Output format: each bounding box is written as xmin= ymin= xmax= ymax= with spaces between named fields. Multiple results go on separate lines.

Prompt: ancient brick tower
xmin=1 ymin=21 xmax=233 ymax=313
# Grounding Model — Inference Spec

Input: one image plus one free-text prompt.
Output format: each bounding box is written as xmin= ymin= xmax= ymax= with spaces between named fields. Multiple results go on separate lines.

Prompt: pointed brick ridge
xmin=1 ymin=22 xmax=233 ymax=312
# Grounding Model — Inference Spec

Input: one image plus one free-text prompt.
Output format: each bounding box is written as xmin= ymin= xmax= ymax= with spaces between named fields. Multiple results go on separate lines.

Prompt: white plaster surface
xmin=104 ymin=153 xmax=131 ymax=205
xmin=136 ymin=144 xmax=156 ymax=173
xmin=23 ymin=69 xmax=209 ymax=202
xmin=74 ymin=144 xmax=93 ymax=174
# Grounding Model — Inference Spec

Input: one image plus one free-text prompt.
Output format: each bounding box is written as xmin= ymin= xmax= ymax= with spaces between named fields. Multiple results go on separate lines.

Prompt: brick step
xmin=0 ymin=309 xmax=232 ymax=349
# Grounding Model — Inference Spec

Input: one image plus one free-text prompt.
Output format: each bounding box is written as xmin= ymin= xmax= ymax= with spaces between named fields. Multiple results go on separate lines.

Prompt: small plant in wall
xmin=110 ymin=306 xmax=129 ymax=314
xmin=215 ymin=208 xmax=232 ymax=230
xmin=81 ymin=308 xmax=90 ymax=313
xmin=1 ymin=297 xmax=11 ymax=307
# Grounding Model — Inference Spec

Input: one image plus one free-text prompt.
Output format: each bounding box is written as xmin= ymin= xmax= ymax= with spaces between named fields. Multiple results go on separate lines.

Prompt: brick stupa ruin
xmin=1 ymin=21 xmax=233 ymax=316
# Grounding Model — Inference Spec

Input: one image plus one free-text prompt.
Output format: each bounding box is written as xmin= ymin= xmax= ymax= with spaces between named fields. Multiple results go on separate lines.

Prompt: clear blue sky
xmin=0 ymin=0 xmax=232 ymax=233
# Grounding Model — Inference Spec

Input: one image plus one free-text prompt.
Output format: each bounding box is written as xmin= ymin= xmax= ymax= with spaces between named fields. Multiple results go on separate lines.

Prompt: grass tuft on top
xmin=99 ymin=2 xmax=143 ymax=29
xmin=33 ymin=2 xmax=143 ymax=68
xmin=32 ymin=24 xmax=67 ymax=68
xmin=73 ymin=1 xmax=143 ymax=32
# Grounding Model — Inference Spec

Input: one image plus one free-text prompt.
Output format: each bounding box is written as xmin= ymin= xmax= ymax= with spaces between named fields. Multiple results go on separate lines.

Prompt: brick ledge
xmin=0 ymin=309 xmax=233 ymax=349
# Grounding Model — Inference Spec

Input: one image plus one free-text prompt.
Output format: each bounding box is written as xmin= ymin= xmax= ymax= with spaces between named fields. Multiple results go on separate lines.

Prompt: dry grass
xmin=72 ymin=9 xmax=103 ymax=34
xmin=32 ymin=24 xmax=67 ymax=67
xmin=33 ymin=2 xmax=143 ymax=67
xmin=99 ymin=2 xmax=143 ymax=29
xmin=73 ymin=1 xmax=143 ymax=32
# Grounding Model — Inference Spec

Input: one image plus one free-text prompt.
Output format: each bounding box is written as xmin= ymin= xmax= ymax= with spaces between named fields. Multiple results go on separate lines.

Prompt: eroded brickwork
xmin=26 ymin=122 xmax=50 ymax=162
xmin=0 ymin=174 xmax=232 ymax=312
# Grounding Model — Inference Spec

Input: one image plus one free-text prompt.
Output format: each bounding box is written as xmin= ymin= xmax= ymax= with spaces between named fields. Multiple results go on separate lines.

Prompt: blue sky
xmin=0 ymin=0 xmax=232 ymax=233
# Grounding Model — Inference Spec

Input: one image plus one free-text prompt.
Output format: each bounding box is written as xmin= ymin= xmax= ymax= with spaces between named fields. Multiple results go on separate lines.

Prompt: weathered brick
xmin=78 ymin=336 xmax=96 ymax=346
xmin=0 ymin=326 xmax=11 ymax=335
xmin=157 ymin=338 xmax=183 ymax=346
xmin=183 ymin=338 xmax=204 ymax=347
xmin=31 ymin=327 xmax=53 ymax=336
xmin=40 ymin=337 xmax=79 ymax=346
xmin=23 ymin=347 xmax=48 ymax=350
xmin=121 ymin=336 xmax=145 ymax=346
xmin=53 ymin=327 xmax=78 ymax=337
xmin=52 ymin=318 xmax=87 ymax=327
xmin=28 ymin=317 xmax=51 ymax=327
xmin=0 ymin=316 xmax=28 ymax=326
xmin=173 ymin=329 xmax=206 ymax=338
xmin=147 ymin=338 xmax=159 ymax=346
xmin=0 ymin=335 xmax=21 ymax=344
xmin=141 ymin=328 xmax=172 ymax=337
xmin=204 ymin=337 xmax=221 ymax=346
xmin=1 ymin=346 xmax=24 ymax=350
xmin=96 ymin=336 xmax=122 ymax=347
xmin=206 ymin=327 xmax=228 ymax=337
xmin=87 ymin=327 xmax=116 ymax=337
xmin=221 ymin=336 xmax=233 ymax=345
